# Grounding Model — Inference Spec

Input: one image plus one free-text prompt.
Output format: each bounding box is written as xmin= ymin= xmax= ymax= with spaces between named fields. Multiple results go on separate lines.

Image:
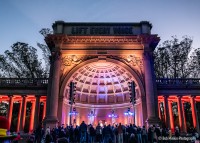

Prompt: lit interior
xmin=68 ymin=60 xmax=137 ymax=104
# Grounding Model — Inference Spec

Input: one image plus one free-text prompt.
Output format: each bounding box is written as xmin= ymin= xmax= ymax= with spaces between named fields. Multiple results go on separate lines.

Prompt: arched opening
xmin=59 ymin=58 xmax=146 ymax=126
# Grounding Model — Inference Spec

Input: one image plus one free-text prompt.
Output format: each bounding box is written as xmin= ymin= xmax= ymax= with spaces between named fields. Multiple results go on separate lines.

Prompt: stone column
xmin=44 ymin=51 xmax=61 ymax=128
xmin=177 ymin=96 xmax=186 ymax=132
xmin=42 ymin=101 xmax=46 ymax=120
xmin=190 ymin=96 xmax=198 ymax=129
xmin=7 ymin=95 xmax=13 ymax=130
xmin=182 ymin=101 xmax=187 ymax=132
xmin=141 ymin=95 xmax=147 ymax=125
xmin=57 ymin=96 xmax=64 ymax=125
xmin=20 ymin=95 xmax=27 ymax=131
xmin=29 ymin=100 xmax=36 ymax=132
xmin=158 ymin=100 xmax=161 ymax=119
xmin=194 ymin=97 xmax=200 ymax=132
xmin=143 ymin=51 xmax=159 ymax=126
xmin=34 ymin=96 xmax=40 ymax=130
xmin=164 ymin=96 xmax=170 ymax=128
xmin=17 ymin=100 xmax=22 ymax=132
xmin=168 ymin=100 xmax=174 ymax=132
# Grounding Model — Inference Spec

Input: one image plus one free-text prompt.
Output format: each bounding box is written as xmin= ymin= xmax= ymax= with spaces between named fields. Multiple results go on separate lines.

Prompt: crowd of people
xmin=33 ymin=121 xmax=199 ymax=143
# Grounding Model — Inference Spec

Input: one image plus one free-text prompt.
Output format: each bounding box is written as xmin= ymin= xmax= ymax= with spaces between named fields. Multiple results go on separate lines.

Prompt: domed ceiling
xmin=68 ymin=60 xmax=138 ymax=104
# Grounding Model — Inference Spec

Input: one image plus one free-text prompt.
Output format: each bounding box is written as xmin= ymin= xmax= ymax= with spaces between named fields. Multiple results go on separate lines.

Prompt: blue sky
xmin=0 ymin=0 xmax=200 ymax=55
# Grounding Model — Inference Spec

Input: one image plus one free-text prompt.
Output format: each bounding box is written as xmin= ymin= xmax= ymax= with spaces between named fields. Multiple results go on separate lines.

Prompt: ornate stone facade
xmin=0 ymin=21 xmax=199 ymax=133
xmin=44 ymin=21 xmax=160 ymax=128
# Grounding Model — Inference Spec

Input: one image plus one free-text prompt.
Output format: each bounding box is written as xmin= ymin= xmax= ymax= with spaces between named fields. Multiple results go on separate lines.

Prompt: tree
xmin=0 ymin=42 xmax=49 ymax=78
xmin=0 ymin=28 xmax=51 ymax=78
xmin=154 ymin=36 xmax=195 ymax=78
xmin=37 ymin=43 xmax=51 ymax=77
xmin=190 ymin=48 xmax=200 ymax=78
xmin=154 ymin=46 xmax=170 ymax=78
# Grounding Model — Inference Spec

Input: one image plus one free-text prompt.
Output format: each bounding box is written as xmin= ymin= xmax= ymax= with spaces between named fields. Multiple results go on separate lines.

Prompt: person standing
xmin=79 ymin=121 xmax=87 ymax=143
xmin=113 ymin=125 xmax=118 ymax=143
xmin=34 ymin=124 xmax=42 ymax=143
xmin=141 ymin=126 xmax=148 ymax=143
xmin=89 ymin=124 xmax=96 ymax=143
xmin=74 ymin=125 xmax=79 ymax=142
xmin=96 ymin=123 xmax=103 ymax=143
xmin=103 ymin=124 xmax=113 ymax=143
xmin=117 ymin=123 xmax=123 ymax=143
xmin=148 ymin=125 xmax=154 ymax=143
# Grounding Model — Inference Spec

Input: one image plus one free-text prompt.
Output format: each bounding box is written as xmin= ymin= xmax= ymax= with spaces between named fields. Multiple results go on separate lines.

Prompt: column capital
xmin=21 ymin=95 xmax=27 ymax=98
xmin=190 ymin=95 xmax=196 ymax=98
xmin=51 ymin=50 xmax=62 ymax=61
xmin=35 ymin=96 xmax=41 ymax=99
xmin=163 ymin=95 xmax=169 ymax=98
xmin=177 ymin=95 xmax=183 ymax=99
xmin=7 ymin=94 xmax=13 ymax=97
xmin=143 ymin=51 xmax=154 ymax=59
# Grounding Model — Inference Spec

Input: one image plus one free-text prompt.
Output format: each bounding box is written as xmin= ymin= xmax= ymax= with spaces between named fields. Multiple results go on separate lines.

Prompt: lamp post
xmin=108 ymin=110 xmax=118 ymax=125
xmin=69 ymin=81 xmax=76 ymax=125
xmin=124 ymin=108 xmax=134 ymax=124
xmin=69 ymin=107 xmax=78 ymax=126
xmin=88 ymin=110 xmax=96 ymax=125
xmin=128 ymin=81 xmax=136 ymax=124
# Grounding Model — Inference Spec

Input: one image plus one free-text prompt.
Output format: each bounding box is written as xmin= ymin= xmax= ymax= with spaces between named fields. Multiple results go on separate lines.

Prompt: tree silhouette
xmin=0 ymin=29 xmax=51 ymax=78
xmin=154 ymin=36 xmax=198 ymax=78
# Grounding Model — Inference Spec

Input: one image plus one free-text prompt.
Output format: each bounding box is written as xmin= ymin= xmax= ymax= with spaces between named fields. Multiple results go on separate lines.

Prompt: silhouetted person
xmin=80 ymin=121 xmax=87 ymax=143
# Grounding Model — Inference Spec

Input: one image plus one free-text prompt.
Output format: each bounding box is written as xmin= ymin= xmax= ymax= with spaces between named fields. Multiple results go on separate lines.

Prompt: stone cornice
xmin=45 ymin=34 xmax=160 ymax=50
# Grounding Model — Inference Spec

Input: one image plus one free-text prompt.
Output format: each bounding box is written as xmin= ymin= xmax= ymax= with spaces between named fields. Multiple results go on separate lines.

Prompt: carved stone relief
xmin=61 ymin=55 xmax=98 ymax=79
xmin=108 ymin=55 xmax=143 ymax=75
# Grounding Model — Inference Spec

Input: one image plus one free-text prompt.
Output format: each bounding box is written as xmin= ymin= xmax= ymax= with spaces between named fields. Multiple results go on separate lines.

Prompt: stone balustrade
xmin=156 ymin=78 xmax=200 ymax=86
xmin=0 ymin=78 xmax=48 ymax=86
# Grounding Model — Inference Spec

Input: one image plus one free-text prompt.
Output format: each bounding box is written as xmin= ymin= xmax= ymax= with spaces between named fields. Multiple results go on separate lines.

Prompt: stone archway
xmin=58 ymin=57 xmax=146 ymax=126
xmin=44 ymin=21 xmax=160 ymax=128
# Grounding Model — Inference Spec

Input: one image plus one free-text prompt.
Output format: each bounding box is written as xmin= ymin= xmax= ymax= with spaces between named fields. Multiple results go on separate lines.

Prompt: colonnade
xmin=0 ymin=95 xmax=46 ymax=132
xmin=158 ymin=95 xmax=200 ymax=133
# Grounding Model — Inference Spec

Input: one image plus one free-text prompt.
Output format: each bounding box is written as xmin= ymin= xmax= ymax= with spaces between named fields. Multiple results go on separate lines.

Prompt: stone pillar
xmin=20 ymin=95 xmax=27 ymax=131
xmin=190 ymin=96 xmax=198 ymax=129
xmin=57 ymin=96 xmax=64 ymax=125
xmin=44 ymin=51 xmax=61 ymax=129
xmin=168 ymin=100 xmax=174 ymax=132
xmin=42 ymin=101 xmax=46 ymax=120
xmin=177 ymin=96 xmax=186 ymax=132
xmin=164 ymin=96 xmax=170 ymax=128
xmin=143 ymin=51 xmax=159 ymax=126
xmin=182 ymin=101 xmax=187 ymax=132
xmin=158 ymin=100 xmax=161 ymax=119
xmin=7 ymin=95 xmax=13 ymax=130
xmin=141 ymin=96 xmax=147 ymax=126
xmin=29 ymin=100 xmax=36 ymax=132
xmin=34 ymin=96 xmax=40 ymax=130
xmin=194 ymin=97 xmax=200 ymax=132
xmin=17 ymin=100 xmax=22 ymax=132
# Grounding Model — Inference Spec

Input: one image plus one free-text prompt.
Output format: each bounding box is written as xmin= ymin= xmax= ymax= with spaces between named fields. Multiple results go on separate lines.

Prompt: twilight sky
xmin=0 ymin=0 xmax=200 ymax=55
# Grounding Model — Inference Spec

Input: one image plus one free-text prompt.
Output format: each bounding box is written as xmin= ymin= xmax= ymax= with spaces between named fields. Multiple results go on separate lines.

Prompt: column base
xmin=145 ymin=117 xmax=161 ymax=128
xmin=43 ymin=116 xmax=58 ymax=130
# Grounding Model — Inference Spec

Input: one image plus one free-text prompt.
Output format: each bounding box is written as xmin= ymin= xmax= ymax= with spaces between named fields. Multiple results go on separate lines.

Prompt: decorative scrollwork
xmin=62 ymin=55 xmax=98 ymax=67
xmin=62 ymin=55 xmax=82 ymax=66
xmin=108 ymin=55 xmax=143 ymax=70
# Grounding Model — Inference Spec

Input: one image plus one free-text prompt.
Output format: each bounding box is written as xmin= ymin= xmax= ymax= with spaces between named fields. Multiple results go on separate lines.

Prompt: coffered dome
xmin=68 ymin=60 xmax=138 ymax=104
